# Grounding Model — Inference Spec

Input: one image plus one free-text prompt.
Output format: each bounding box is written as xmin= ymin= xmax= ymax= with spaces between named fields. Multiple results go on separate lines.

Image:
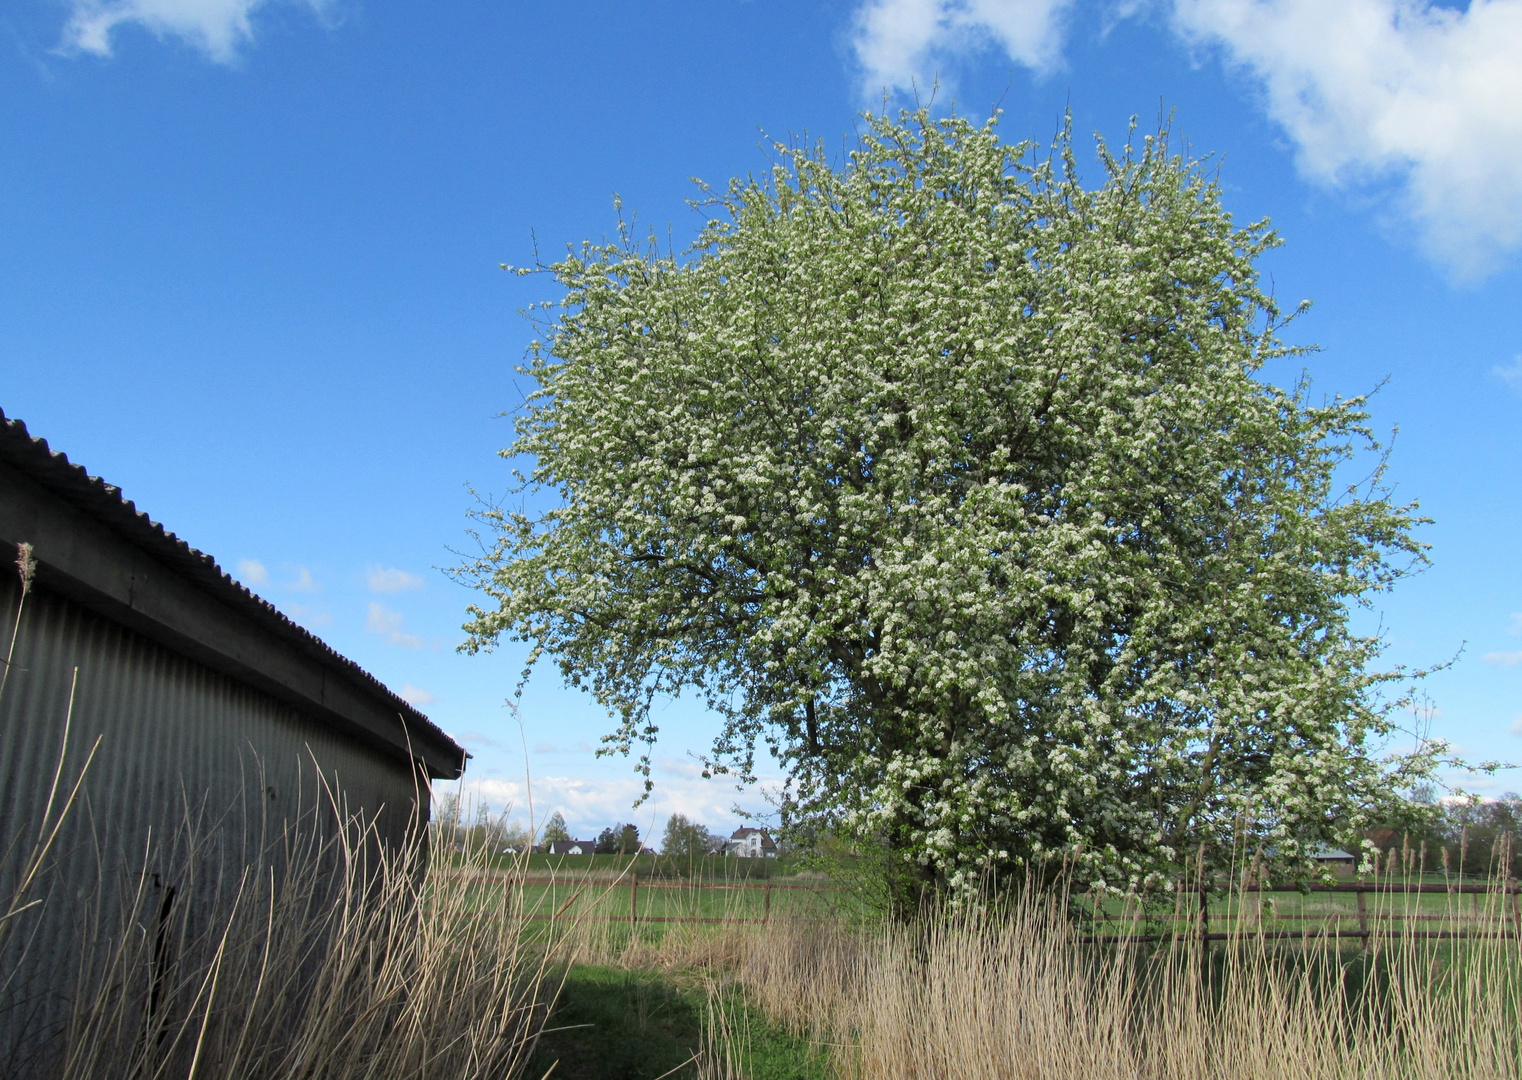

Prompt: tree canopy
xmin=463 ymin=109 xmax=1441 ymax=906
xmin=596 ymin=823 xmax=642 ymax=854
xmin=540 ymin=811 xmax=571 ymax=845
xmin=659 ymin=814 xmax=717 ymax=861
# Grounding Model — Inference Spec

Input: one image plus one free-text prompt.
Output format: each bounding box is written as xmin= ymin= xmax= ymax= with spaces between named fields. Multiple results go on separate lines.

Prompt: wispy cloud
xmin=1484 ymin=650 xmax=1522 ymax=667
xmin=456 ymin=730 xmax=504 ymax=750
xmin=282 ymin=602 xmax=332 ymax=628
xmin=286 ymin=566 xmax=319 ymax=592
xmin=365 ymin=602 xmax=424 ymax=649
xmin=1497 ymin=357 xmax=1522 ymax=395
xmin=1511 ymin=715 xmax=1522 ymax=736
xmin=235 ymin=558 xmax=269 ymax=587
xmin=657 ymin=756 xmax=708 ymax=780
xmin=850 ymin=0 xmax=1522 ymax=279
xmin=854 ymin=0 xmax=1075 ymax=93
xmin=397 ymin=683 xmax=436 ymax=706
xmin=366 ymin=566 xmax=425 ymax=594
xmin=59 ymin=0 xmax=328 ymax=64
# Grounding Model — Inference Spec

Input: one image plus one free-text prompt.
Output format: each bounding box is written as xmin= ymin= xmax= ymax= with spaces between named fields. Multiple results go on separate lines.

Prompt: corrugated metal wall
xmin=0 ymin=574 xmax=428 ymax=1068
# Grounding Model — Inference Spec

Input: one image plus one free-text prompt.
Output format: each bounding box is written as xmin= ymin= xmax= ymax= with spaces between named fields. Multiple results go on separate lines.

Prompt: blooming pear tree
xmin=462 ymin=110 xmax=1439 ymax=908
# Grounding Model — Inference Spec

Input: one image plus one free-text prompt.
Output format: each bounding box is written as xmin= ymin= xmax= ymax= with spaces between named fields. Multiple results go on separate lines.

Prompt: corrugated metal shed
xmin=0 ymin=409 xmax=467 ymax=1070
xmin=0 ymin=409 xmax=463 ymax=781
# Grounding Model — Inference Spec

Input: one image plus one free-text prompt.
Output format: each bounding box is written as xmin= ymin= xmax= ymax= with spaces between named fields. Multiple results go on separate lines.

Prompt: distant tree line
xmin=534 ymin=811 xmax=644 ymax=853
xmin=431 ymin=797 xmax=780 ymax=863
xmin=1369 ymin=791 xmax=1522 ymax=879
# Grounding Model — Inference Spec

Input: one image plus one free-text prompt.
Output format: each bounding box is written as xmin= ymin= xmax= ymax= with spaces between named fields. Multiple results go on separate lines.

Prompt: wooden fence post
xmin=1199 ymin=885 xmax=1209 ymax=943
xmin=631 ymin=874 xmax=639 ymax=934
xmin=1356 ymin=888 xmax=1369 ymax=943
xmin=764 ymin=880 xmax=772 ymax=924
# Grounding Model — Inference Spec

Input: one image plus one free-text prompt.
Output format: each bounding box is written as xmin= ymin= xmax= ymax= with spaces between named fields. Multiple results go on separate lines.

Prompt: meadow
xmin=6 ymin=817 xmax=1521 ymax=1079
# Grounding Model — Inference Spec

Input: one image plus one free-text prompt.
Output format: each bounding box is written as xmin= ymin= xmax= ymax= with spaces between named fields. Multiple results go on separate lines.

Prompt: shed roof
xmin=545 ymin=840 xmax=592 ymax=855
xmin=1308 ymin=847 xmax=1356 ymax=861
xmin=0 ymin=409 xmax=465 ymax=779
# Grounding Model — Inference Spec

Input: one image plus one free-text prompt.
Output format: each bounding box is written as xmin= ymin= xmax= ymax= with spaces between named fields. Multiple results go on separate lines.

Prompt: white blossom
xmin=462 ymin=110 xmax=1441 ymax=905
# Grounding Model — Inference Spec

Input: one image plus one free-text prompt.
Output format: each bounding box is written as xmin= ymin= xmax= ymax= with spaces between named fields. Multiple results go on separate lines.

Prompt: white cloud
xmin=853 ymin=0 xmax=1075 ymax=95
xmin=849 ymin=0 xmax=1522 ymax=278
xmin=1497 ymin=357 xmax=1522 ymax=395
xmin=281 ymin=601 xmax=332 ymax=628
xmin=285 ymin=566 xmax=319 ymax=592
xmin=1510 ymin=715 xmax=1522 ymax=736
xmin=397 ymin=683 xmax=436 ymax=706
xmin=365 ymin=602 xmax=424 ymax=649
xmin=657 ymin=756 xmax=708 ymax=780
xmin=1510 ymin=612 xmax=1522 ymax=635
xmin=440 ymin=772 xmax=783 ymax=841
xmin=1172 ymin=0 xmax=1522 ymax=279
xmin=235 ymin=558 xmax=269 ymax=587
xmin=1484 ymin=650 xmax=1522 ymax=667
xmin=366 ymin=566 xmax=425 ymax=594
xmin=59 ymin=0 xmax=326 ymax=64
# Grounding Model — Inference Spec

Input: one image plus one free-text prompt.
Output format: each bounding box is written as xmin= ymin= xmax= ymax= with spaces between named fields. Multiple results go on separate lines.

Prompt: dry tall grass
xmin=693 ymin=885 xmax=1522 ymax=1080
xmin=21 ymin=833 xmax=1516 ymax=1080
xmin=2 ymin=807 xmax=571 ymax=1080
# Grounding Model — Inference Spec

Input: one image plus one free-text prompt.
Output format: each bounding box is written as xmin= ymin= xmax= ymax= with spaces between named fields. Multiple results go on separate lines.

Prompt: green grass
xmin=453 ymin=851 xmax=812 ymax=881
xmin=441 ymin=862 xmax=840 ymax=935
xmin=525 ymin=965 xmax=830 ymax=1080
xmin=515 ymin=878 xmax=835 ymax=923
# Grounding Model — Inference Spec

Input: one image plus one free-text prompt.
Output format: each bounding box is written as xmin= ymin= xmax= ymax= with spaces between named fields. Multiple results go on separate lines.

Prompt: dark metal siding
xmin=0 ymin=575 xmax=426 ymax=1064
xmin=0 ymin=411 xmax=464 ymax=780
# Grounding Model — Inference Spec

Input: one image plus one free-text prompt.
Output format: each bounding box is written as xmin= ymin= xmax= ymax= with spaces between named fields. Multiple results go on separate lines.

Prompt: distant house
xmin=544 ymin=839 xmax=593 ymax=855
xmin=726 ymin=827 xmax=778 ymax=858
xmin=1308 ymin=846 xmax=1357 ymax=870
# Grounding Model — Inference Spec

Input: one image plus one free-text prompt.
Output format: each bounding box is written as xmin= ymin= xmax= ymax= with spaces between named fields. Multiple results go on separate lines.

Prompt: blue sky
xmin=1 ymin=0 xmax=1518 ymax=841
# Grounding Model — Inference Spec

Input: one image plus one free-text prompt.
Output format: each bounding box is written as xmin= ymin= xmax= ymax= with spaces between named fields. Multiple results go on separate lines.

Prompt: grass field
xmin=452 ymin=870 xmax=839 ymax=927
xmin=10 ymin=819 xmax=1521 ymax=1079
xmin=462 ymin=857 xmax=1519 ymax=944
xmin=457 ymin=851 xmax=814 ymax=881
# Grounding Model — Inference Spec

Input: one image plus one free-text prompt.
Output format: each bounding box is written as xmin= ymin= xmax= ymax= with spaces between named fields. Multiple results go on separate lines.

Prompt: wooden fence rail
xmin=457 ymin=874 xmax=1521 ymax=896
xmin=1089 ymin=880 xmax=1522 ymax=945
xmin=1079 ymin=929 xmax=1521 ymax=944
